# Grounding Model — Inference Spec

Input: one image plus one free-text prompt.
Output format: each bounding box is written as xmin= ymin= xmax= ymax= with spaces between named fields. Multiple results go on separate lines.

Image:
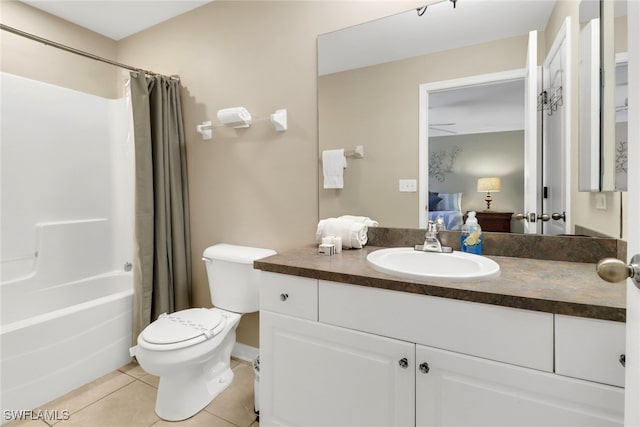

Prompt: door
xmin=260 ymin=311 xmax=415 ymax=427
xmin=415 ymin=345 xmax=623 ymax=426
xmin=624 ymin=2 xmax=639 ymax=423
xmin=541 ymin=18 xmax=571 ymax=235
xmin=523 ymin=30 xmax=540 ymax=234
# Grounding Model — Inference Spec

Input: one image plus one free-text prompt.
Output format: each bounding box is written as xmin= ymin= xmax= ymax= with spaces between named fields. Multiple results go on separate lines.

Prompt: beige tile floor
xmin=7 ymin=359 xmax=259 ymax=427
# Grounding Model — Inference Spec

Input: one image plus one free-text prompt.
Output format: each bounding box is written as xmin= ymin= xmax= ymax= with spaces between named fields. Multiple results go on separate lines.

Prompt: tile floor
xmin=7 ymin=359 xmax=259 ymax=427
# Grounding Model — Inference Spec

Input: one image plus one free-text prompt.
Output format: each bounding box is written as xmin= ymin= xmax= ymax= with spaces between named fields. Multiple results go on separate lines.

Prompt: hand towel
xmin=322 ymin=149 xmax=347 ymax=189
xmin=338 ymin=215 xmax=379 ymax=227
xmin=316 ymin=218 xmax=369 ymax=249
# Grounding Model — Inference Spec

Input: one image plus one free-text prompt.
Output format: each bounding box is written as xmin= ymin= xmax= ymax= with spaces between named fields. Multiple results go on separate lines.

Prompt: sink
xmin=366 ymin=247 xmax=500 ymax=282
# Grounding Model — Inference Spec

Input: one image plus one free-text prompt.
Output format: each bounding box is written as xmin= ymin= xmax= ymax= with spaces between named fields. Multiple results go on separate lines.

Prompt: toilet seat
xmin=139 ymin=308 xmax=227 ymax=351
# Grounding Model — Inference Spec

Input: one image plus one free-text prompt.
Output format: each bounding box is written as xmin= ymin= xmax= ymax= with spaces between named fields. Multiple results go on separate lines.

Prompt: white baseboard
xmin=232 ymin=342 xmax=259 ymax=363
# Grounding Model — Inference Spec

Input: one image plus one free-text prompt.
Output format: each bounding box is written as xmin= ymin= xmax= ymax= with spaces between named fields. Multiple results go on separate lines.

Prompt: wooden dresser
xmin=474 ymin=211 xmax=514 ymax=233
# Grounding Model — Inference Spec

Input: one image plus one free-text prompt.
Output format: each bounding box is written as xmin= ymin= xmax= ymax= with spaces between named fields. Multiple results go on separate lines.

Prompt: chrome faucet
xmin=415 ymin=221 xmax=453 ymax=253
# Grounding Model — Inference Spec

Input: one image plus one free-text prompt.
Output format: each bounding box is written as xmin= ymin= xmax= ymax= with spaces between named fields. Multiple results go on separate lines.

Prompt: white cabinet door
xmin=416 ymin=345 xmax=624 ymax=427
xmin=260 ymin=311 xmax=415 ymax=427
xmin=555 ymin=315 xmax=626 ymax=387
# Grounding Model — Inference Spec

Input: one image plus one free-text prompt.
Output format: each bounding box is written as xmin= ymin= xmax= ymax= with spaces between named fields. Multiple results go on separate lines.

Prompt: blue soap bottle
xmin=460 ymin=211 xmax=483 ymax=255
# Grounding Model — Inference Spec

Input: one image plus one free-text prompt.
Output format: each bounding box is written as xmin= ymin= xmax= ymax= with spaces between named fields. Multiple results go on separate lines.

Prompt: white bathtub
xmin=0 ymin=272 xmax=133 ymax=420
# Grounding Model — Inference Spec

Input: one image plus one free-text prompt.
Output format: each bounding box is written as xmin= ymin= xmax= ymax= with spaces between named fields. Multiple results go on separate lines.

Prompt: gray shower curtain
xmin=130 ymin=72 xmax=192 ymax=340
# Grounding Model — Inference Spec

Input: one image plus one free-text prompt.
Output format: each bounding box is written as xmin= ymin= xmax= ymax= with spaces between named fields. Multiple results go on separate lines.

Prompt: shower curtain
xmin=130 ymin=72 xmax=192 ymax=339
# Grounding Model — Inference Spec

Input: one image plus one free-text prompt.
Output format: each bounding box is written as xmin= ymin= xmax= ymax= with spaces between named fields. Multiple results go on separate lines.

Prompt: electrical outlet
xmin=399 ymin=179 xmax=417 ymax=192
xmin=595 ymin=193 xmax=607 ymax=210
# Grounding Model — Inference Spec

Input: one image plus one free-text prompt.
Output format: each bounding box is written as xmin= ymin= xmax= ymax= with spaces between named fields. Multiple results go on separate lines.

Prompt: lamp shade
xmin=477 ymin=177 xmax=501 ymax=192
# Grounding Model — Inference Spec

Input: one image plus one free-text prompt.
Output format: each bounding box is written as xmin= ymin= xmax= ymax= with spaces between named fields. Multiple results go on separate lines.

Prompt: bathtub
xmin=0 ymin=271 xmax=133 ymax=420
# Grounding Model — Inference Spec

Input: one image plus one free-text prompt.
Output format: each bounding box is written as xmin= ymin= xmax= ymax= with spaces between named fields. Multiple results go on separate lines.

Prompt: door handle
xmin=514 ymin=212 xmax=566 ymax=223
xmin=596 ymin=255 xmax=640 ymax=289
xmin=514 ymin=212 xmax=537 ymax=222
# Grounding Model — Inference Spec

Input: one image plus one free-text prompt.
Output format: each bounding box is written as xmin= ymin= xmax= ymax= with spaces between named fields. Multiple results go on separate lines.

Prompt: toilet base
xmin=155 ymin=365 xmax=234 ymax=421
xmin=141 ymin=312 xmax=241 ymax=422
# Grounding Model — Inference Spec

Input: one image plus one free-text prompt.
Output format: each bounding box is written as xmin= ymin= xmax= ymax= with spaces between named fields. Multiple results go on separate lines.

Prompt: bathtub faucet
xmin=124 ymin=262 xmax=132 ymax=272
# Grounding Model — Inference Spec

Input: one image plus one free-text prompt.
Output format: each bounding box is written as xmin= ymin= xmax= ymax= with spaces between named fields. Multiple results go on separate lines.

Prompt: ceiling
xmin=20 ymin=0 xmax=214 ymax=40
xmin=318 ymin=0 xmax=556 ymax=76
xmin=429 ymin=79 xmax=525 ymax=137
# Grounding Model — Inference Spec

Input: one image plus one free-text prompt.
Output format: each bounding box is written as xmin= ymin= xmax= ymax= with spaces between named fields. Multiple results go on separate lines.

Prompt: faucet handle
xmin=426 ymin=221 xmax=438 ymax=236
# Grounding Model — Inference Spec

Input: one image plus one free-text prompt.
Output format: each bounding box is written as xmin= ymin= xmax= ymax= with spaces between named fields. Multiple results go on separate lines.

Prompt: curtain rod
xmin=0 ymin=23 xmax=179 ymax=80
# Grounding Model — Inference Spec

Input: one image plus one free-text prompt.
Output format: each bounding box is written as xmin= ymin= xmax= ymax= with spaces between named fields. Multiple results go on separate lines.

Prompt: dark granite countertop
xmin=254 ymin=246 xmax=626 ymax=322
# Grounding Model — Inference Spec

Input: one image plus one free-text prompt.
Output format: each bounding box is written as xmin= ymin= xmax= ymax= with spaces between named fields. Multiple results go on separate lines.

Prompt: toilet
xmin=130 ymin=243 xmax=276 ymax=421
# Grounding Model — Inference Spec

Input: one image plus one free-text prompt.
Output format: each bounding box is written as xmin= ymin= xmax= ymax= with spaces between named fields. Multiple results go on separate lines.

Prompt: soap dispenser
xmin=461 ymin=211 xmax=483 ymax=255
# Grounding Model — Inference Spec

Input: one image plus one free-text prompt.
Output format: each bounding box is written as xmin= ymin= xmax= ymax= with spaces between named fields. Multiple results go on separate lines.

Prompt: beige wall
xmin=1 ymin=0 xmax=424 ymax=348
xmin=2 ymin=0 xmax=627 ymax=349
xmin=0 ymin=1 xmax=119 ymax=98
xmin=115 ymin=1 xmax=425 ymax=347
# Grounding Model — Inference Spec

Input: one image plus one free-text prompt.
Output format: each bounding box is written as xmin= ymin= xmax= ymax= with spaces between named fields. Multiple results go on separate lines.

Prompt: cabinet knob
xmin=398 ymin=358 xmax=409 ymax=369
xmin=280 ymin=293 xmax=289 ymax=301
xmin=419 ymin=362 xmax=430 ymax=374
xmin=620 ymin=354 xmax=626 ymax=367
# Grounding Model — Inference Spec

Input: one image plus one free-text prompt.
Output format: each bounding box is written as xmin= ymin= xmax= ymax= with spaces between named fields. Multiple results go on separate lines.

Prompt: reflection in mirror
xmin=578 ymin=0 xmax=601 ymax=191
xmin=579 ymin=0 xmax=627 ymax=195
xmin=318 ymin=0 xmax=624 ymax=238
xmin=427 ymin=80 xmax=525 ymax=233
xmin=615 ymin=59 xmax=628 ymax=191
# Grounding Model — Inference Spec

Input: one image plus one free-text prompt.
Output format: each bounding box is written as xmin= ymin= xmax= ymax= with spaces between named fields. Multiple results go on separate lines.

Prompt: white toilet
xmin=130 ymin=243 xmax=276 ymax=421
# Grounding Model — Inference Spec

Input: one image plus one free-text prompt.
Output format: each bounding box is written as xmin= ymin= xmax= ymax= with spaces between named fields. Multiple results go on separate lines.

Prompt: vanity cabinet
xmin=260 ymin=311 xmax=415 ymax=426
xmin=416 ymin=345 xmax=623 ymax=426
xmin=259 ymin=272 xmax=625 ymax=427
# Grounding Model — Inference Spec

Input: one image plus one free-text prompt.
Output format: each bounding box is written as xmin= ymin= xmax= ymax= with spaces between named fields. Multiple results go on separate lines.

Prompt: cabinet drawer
xmin=259 ymin=272 xmax=318 ymax=320
xmin=555 ymin=315 xmax=625 ymax=387
xmin=319 ymin=280 xmax=553 ymax=371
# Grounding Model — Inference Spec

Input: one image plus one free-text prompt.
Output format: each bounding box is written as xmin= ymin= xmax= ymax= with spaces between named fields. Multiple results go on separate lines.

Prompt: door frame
xmin=418 ymin=69 xmax=526 ymax=229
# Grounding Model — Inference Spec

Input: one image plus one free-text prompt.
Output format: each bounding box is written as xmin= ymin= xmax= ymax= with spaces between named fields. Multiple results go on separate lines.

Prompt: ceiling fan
xmin=429 ymin=122 xmax=457 ymax=134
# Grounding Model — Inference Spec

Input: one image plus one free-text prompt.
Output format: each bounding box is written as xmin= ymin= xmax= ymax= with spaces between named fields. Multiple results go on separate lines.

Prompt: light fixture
xmin=477 ymin=177 xmax=501 ymax=211
xmin=416 ymin=0 xmax=457 ymax=16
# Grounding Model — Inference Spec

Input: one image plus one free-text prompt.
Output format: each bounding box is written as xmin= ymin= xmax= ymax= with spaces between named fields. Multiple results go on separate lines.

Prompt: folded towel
xmin=322 ymin=149 xmax=347 ymax=189
xmin=338 ymin=215 xmax=379 ymax=227
xmin=316 ymin=217 xmax=371 ymax=249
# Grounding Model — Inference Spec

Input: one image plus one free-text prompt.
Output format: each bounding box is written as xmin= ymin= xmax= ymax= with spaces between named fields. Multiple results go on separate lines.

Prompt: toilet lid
xmin=141 ymin=308 xmax=224 ymax=346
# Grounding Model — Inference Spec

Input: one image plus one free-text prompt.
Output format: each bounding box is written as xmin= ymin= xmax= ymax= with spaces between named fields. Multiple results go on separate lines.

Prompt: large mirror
xmin=318 ymin=0 xmax=626 ymax=238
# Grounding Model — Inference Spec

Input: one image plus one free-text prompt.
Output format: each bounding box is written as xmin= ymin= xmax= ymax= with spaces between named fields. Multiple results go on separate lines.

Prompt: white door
xmin=416 ymin=345 xmax=623 ymax=426
xmin=523 ymin=30 xmax=540 ymax=234
xmin=541 ymin=18 xmax=572 ymax=235
xmin=624 ymin=2 xmax=640 ymax=423
xmin=260 ymin=311 xmax=415 ymax=427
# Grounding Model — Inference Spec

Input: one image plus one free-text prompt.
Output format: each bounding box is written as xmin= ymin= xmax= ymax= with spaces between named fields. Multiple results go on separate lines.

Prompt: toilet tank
xmin=202 ymin=244 xmax=276 ymax=313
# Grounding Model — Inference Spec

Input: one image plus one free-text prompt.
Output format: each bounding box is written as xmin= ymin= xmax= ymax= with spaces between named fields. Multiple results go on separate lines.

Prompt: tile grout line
xmin=44 ymin=370 xmax=142 ymax=426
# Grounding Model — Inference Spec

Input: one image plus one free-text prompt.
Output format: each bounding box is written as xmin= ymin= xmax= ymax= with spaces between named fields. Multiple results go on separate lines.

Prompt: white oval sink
xmin=366 ymin=247 xmax=500 ymax=282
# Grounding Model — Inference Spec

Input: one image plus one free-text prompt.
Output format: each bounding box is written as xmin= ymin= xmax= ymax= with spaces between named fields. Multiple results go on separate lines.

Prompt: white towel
xmin=322 ymin=149 xmax=347 ymax=189
xmin=316 ymin=217 xmax=370 ymax=249
xmin=338 ymin=215 xmax=379 ymax=227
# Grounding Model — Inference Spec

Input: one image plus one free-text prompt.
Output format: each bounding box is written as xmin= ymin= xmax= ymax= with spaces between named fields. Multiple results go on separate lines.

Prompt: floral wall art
xmin=429 ymin=146 xmax=461 ymax=182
